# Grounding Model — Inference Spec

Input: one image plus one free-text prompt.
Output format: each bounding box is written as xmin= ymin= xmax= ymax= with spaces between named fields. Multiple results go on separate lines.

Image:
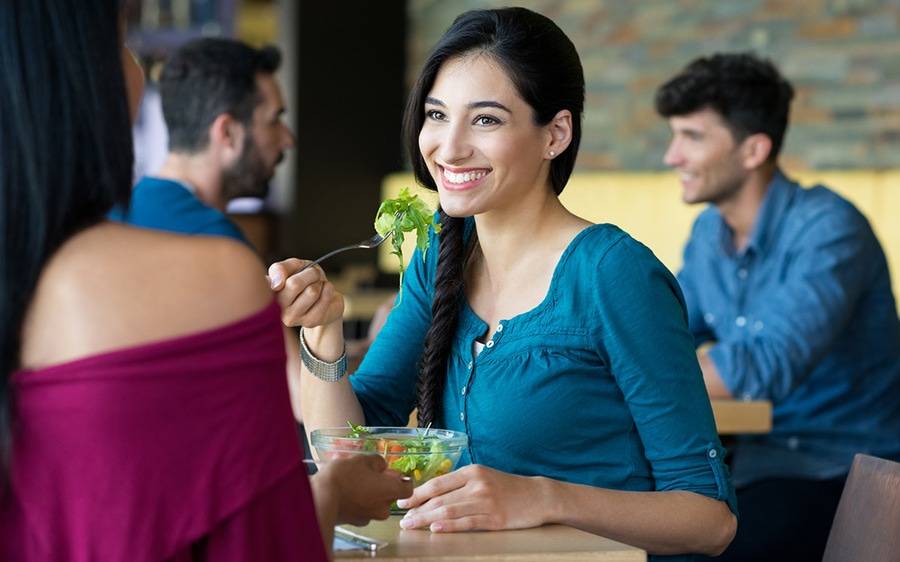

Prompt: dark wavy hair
xmin=0 ymin=0 xmax=134 ymax=479
xmin=655 ymin=52 xmax=795 ymax=161
xmin=402 ymin=7 xmax=585 ymax=427
xmin=160 ymin=38 xmax=281 ymax=153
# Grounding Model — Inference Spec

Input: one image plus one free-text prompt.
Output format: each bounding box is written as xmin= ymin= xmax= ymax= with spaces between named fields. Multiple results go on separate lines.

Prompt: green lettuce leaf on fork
xmin=374 ymin=188 xmax=441 ymax=304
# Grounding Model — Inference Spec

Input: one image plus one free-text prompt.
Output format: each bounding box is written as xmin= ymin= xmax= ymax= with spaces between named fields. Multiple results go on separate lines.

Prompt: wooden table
xmin=336 ymin=516 xmax=646 ymax=561
xmin=711 ymin=399 xmax=772 ymax=434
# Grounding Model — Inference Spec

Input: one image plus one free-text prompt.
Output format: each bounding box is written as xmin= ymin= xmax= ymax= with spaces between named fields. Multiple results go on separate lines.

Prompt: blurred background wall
xmin=410 ymin=0 xmax=900 ymax=171
xmin=128 ymin=0 xmax=900 ymax=286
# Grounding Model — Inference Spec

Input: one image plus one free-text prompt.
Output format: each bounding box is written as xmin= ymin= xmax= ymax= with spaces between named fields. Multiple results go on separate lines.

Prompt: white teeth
xmin=443 ymin=169 xmax=487 ymax=184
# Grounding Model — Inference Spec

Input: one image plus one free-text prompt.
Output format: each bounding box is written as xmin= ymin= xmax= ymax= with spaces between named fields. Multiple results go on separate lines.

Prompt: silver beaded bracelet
xmin=299 ymin=329 xmax=348 ymax=382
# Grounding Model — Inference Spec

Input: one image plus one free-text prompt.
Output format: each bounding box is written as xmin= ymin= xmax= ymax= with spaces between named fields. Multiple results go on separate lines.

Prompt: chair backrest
xmin=822 ymin=453 xmax=900 ymax=562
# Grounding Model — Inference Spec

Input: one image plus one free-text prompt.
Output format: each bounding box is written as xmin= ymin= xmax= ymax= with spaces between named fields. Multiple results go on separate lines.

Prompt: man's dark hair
xmin=160 ymin=38 xmax=281 ymax=152
xmin=655 ymin=53 xmax=795 ymax=161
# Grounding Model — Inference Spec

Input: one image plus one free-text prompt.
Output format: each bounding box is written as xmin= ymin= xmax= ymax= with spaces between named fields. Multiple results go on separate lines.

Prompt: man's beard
xmin=221 ymin=135 xmax=279 ymax=202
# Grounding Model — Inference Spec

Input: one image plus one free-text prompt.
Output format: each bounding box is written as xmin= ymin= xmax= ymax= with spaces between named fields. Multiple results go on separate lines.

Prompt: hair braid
xmin=416 ymin=212 xmax=466 ymax=427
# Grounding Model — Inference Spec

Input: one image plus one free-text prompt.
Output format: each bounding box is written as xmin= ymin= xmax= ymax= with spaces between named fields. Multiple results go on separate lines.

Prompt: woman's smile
xmin=439 ymin=165 xmax=492 ymax=192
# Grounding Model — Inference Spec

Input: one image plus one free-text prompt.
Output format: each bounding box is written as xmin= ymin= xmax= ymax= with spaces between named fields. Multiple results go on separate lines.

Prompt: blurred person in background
xmin=110 ymin=37 xmax=312 ymax=421
xmin=656 ymin=52 xmax=900 ymax=562
xmin=113 ymin=37 xmax=292 ymax=241
xmin=0 ymin=1 xmax=410 ymax=559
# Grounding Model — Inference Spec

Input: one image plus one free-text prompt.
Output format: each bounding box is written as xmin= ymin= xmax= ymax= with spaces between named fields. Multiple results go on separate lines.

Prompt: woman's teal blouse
xmin=351 ymin=222 xmax=738 ymax=536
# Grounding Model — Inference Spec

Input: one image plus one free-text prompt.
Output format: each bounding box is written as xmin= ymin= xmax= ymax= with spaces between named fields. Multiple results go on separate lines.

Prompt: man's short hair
xmin=655 ymin=53 xmax=795 ymax=161
xmin=160 ymin=38 xmax=281 ymax=153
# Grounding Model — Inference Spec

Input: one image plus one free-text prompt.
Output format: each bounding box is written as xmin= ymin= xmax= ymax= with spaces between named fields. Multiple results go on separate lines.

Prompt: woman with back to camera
xmin=270 ymin=7 xmax=737 ymax=559
xmin=0 ymin=1 xmax=411 ymax=560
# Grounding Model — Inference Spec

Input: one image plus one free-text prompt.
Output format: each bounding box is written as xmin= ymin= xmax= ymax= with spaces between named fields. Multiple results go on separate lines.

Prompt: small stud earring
xmin=548 ymin=150 xmax=556 ymax=157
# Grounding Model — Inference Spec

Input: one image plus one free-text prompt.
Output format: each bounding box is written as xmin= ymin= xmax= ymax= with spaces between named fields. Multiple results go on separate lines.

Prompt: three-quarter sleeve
xmin=593 ymin=237 xmax=737 ymax=513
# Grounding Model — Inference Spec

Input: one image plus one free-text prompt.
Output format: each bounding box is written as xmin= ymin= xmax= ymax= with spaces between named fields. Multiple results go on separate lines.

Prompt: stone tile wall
xmin=408 ymin=0 xmax=900 ymax=170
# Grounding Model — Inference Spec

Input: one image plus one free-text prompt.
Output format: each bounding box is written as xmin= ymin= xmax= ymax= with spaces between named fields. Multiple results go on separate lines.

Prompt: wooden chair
xmin=822 ymin=453 xmax=900 ymax=562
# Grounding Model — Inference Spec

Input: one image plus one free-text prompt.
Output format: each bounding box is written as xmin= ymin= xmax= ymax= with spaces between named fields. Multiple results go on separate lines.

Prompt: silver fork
xmin=296 ymin=231 xmax=391 ymax=274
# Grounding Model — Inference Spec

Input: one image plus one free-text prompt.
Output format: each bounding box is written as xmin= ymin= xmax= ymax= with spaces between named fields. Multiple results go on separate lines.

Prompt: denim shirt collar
xmin=715 ymin=168 xmax=798 ymax=258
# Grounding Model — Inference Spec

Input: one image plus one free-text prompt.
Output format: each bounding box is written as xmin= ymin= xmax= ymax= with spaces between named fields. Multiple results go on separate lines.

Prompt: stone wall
xmin=408 ymin=0 xmax=900 ymax=170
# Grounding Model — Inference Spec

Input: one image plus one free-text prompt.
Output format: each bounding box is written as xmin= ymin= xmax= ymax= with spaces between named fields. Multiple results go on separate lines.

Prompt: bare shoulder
xmin=20 ymin=222 xmax=274 ymax=369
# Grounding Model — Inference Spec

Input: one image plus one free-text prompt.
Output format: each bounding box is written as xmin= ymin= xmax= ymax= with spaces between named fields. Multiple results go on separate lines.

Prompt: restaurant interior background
xmin=128 ymin=0 xmax=900 ymax=333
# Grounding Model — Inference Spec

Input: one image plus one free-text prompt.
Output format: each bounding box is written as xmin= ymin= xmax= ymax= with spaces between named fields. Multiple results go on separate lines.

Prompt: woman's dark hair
xmin=402 ymin=8 xmax=585 ymax=427
xmin=655 ymin=52 xmax=795 ymax=162
xmin=0 ymin=0 xmax=134 ymax=477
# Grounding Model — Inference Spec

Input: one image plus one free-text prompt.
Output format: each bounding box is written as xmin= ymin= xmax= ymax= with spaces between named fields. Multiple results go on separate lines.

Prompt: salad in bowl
xmin=310 ymin=423 xmax=468 ymax=486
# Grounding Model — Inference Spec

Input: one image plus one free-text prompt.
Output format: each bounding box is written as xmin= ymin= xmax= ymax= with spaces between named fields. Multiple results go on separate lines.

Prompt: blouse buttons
xmin=486 ymin=340 xmax=495 ymax=348
xmin=708 ymin=449 xmax=718 ymax=459
xmin=496 ymin=323 xmax=504 ymax=332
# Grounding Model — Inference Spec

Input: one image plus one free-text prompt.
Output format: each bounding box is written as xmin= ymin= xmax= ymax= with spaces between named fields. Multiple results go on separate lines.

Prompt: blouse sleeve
xmin=592 ymin=236 xmax=737 ymax=514
xmin=349 ymin=228 xmax=438 ymax=427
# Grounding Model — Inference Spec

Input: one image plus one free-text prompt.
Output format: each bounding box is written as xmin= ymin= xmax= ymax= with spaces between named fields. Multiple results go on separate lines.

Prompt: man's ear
xmin=740 ymin=133 xmax=773 ymax=170
xmin=209 ymin=113 xmax=245 ymax=164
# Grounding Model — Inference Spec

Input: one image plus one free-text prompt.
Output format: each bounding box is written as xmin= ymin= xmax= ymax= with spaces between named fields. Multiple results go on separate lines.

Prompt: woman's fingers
xmin=395 ymin=468 xmax=468 ymax=510
xmin=429 ymin=514 xmax=496 ymax=533
xmin=267 ymin=259 xmax=344 ymax=327
xmin=400 ymin=499 xmax=492 ymax=530
xmin=399 ymin=486 xmax=477 ymax=528
xmin=268 ymin=258 xmax=311 ymax=290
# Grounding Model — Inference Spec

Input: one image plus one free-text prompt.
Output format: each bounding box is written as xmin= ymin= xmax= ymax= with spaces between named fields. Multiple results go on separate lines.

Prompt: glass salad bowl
xmin=310 ymin=424 xmax=468 ymax=487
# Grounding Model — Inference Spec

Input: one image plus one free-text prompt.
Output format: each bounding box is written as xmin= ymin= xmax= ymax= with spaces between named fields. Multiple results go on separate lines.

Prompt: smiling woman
xmin=417 ymin=54 xmax=562 ymax=218
xmin=275 ymin=7 xmax=738 ymax=561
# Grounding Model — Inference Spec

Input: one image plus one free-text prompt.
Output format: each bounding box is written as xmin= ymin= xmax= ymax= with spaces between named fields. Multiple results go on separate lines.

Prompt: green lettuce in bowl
xmin=311 ymin=424 xmax=467 ymax=486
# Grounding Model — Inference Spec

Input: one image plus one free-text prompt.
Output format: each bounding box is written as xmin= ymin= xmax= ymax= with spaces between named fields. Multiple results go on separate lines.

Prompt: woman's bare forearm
xmin=539 ymin=478 xmax=736 ymax=556
xmin=300 ymin=320 xmax=365 ymax=443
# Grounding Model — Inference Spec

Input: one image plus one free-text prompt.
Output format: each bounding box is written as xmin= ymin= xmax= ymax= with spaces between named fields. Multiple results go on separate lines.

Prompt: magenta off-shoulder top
xmin=1 ymin=301 xmax=327 ymax=561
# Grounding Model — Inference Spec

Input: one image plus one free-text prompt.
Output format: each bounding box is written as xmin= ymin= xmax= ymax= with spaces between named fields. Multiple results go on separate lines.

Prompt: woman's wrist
xmin=302 ymin=319 xmax=345 ymax=363
xmin=532 ymin=476 xmax=565 ymax=526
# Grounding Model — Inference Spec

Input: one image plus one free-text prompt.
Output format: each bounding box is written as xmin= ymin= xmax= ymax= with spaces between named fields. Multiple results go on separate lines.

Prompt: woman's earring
xmin=548 ymin=150 xmax=556 ymax=157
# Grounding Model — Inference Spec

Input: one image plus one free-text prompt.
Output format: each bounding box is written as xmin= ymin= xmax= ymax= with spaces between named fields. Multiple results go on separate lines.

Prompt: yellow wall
xmin=381 ymin=171 xmax=900 ymax=311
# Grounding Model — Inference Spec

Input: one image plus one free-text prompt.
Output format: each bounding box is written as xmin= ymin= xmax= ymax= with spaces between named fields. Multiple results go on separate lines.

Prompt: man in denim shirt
xmin=656 ymin=53 xmax=900 ymax=562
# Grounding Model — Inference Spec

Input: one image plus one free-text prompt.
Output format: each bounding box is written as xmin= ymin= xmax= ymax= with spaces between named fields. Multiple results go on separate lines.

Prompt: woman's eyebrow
xmin=424 ymin=97 xmax=512 ymax=114
xmin=468 ymin=100 xmax=511 ymax=113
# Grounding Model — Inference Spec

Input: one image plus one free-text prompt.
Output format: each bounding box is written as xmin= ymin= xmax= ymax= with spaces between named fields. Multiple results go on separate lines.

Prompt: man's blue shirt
xmin=109 ymin=176 xmax=247 ymax=243
xmin=678 ymin=170 xmax=900 ymax=486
